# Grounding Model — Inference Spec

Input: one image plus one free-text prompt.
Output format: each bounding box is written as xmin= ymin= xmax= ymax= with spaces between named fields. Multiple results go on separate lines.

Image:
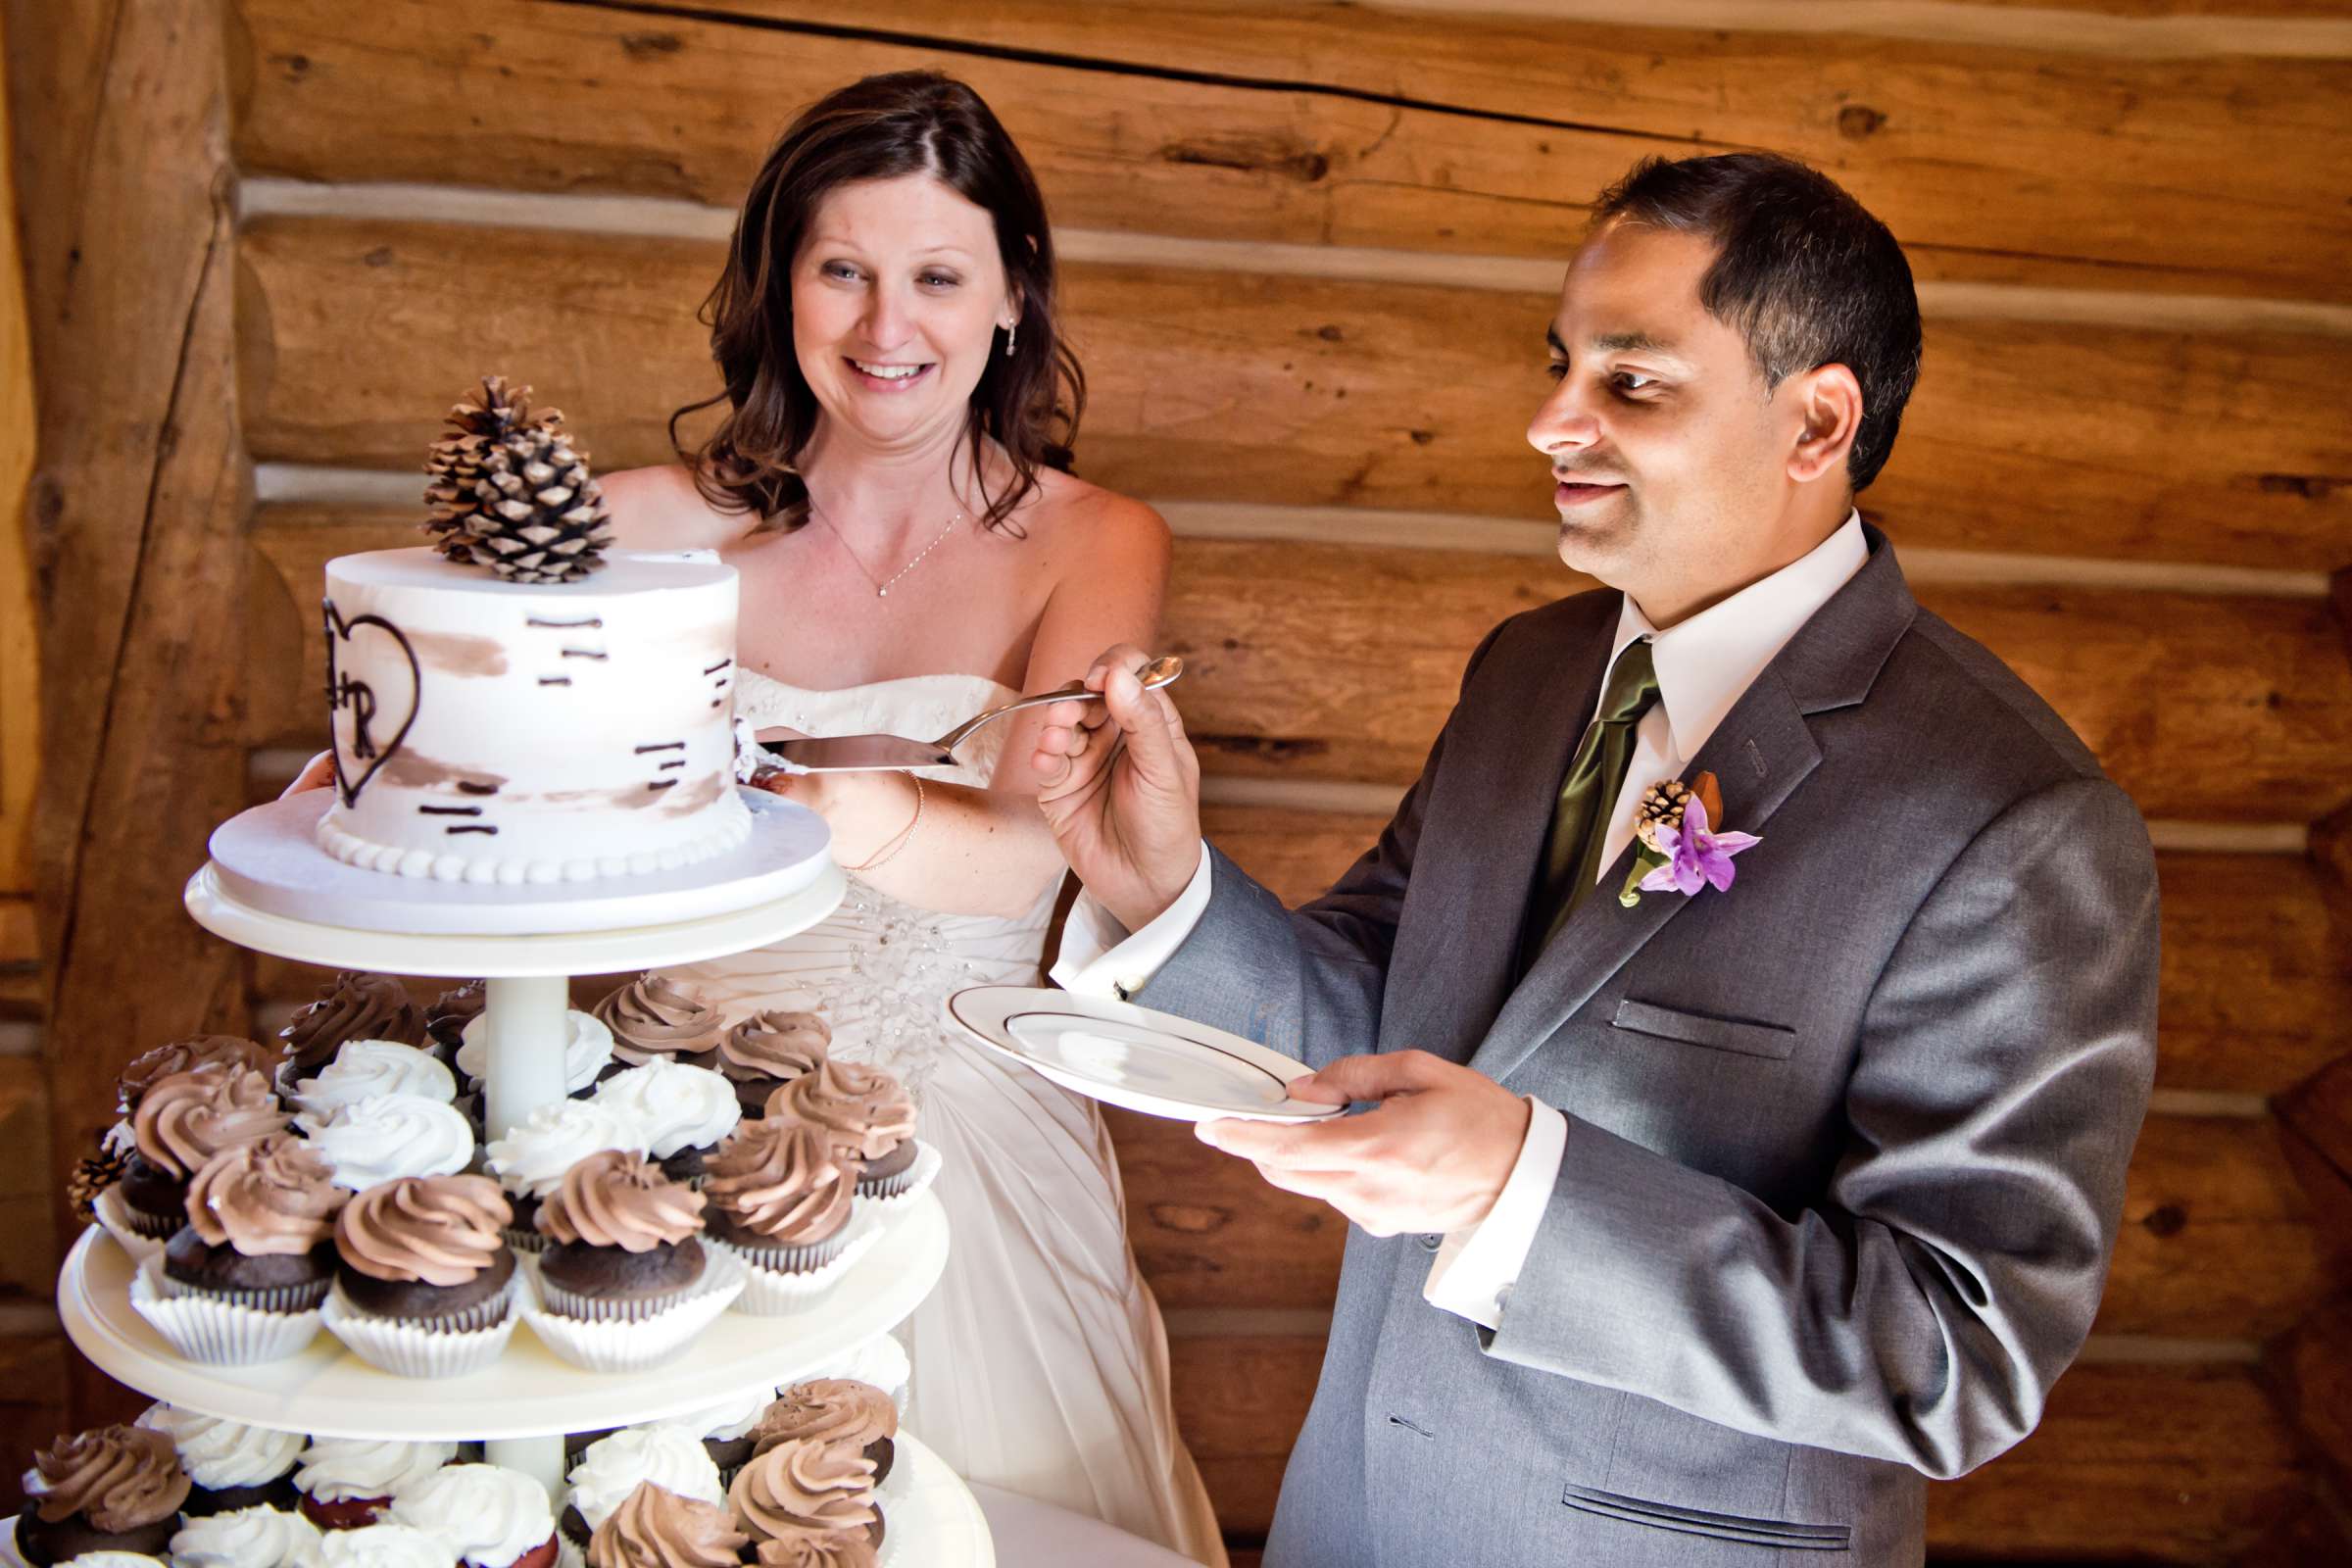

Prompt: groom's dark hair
xmin=1592 ymin=153 xmax=1923 ymax=492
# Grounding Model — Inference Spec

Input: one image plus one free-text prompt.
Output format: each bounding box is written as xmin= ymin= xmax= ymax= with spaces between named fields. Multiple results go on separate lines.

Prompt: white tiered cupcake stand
xmin=52 ymin=786 xmax=995 ymax=1562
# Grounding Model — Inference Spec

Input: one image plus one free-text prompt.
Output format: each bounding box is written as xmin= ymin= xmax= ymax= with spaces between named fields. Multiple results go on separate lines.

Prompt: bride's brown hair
xmin=670 ymin=72 xmax=1084 ymax=535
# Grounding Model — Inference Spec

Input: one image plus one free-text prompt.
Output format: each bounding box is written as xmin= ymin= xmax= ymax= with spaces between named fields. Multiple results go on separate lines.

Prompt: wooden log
xmin=1166 ymin=1333 xmax=2317 ymax=1559
xmin=233 ymin=218 xmax=2352 ymax=572
xmin=0 ymin=1332 xmax=72 ymax=1516
xmin=0 ymin=55 xmax=34 ymax=903
xmin=12 ymin=0 xmax=254 ymax=1429
xmin=227 ymin=0 xmax=2352 ymax=302
xmin=2268 ymin=1298 xmax=2352 ymax=1497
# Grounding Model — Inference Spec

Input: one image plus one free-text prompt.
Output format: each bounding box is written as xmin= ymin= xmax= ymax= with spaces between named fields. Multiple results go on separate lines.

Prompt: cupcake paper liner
xmin=711 ymin=1208 xmax=884 ymax=1316
xmin=129 ymin=1254 xmax=324 ymax=1366
xmin=519 ymin=1247 xmax=745 ymax=1372
xmin=1 ymin=1512 xmax=31 ymax=1568
xmin=556 ymin=1536 xmax=586 ymax=1568
xmin=94 ymin=1186 xmax=168 ymax=1264
xmin=503 ymin=1224 xmax=549 ymax=1255
xmin=157 ymin=1267 xmax=332 ymax=1315
xmin=320 ymin=1271 xmax=522 ymax=1379
xmin=857 ymin=1139 xmax=942 ymax=1210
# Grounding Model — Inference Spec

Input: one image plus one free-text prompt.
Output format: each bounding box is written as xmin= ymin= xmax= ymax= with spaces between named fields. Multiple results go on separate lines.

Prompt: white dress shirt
xmin=1055 ymin=513 xmax=1869 ymax=1330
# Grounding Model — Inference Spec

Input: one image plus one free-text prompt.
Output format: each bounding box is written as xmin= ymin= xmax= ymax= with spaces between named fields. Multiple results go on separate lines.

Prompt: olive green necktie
xmin=1523 ymin=638 xmax=1661 ymax=968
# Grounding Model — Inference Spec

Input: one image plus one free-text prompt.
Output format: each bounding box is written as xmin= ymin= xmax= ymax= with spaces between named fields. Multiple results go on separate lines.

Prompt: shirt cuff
xmin=1422 ymin=1097 xmax=1568 ymax=1330
xmin=1049 ymin=841 xmax=1213 ymax=1001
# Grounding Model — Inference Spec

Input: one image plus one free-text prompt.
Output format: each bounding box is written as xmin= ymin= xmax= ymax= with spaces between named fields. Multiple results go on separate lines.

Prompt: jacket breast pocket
xmin=1612 ymin=999 xmax=1797 ymax=1061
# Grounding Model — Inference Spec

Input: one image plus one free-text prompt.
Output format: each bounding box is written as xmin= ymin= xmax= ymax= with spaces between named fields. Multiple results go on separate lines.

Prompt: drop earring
xmin=1004 ymin=320 xmax=1017 ymax=357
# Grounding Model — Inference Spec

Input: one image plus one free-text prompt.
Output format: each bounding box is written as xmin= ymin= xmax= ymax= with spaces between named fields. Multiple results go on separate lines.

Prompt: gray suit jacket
xmin=1140 ymin=530 xmax=2159 ymax=1566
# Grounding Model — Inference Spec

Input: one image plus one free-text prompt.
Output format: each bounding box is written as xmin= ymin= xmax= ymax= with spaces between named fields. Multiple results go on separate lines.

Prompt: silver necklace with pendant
xmin=810 ymin=501 xmax=965 ymax=599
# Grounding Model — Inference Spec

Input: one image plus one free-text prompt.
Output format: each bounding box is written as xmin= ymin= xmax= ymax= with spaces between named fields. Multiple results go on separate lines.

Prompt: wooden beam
xmin=2267 ymin=1298 xmax=2352 ymax=1496
xmin=233 ymin=218 xmax=2352 ymax=573
xmin=228 ymin=0 xmax=2352 ymax=301
xmin=0 ymin=30 xmax=34 ymax=902
xmin=9 ymin=0 xmax=253 ymax=1428
xmin=1167 ymin=1334 xmax=2318 ymax=1559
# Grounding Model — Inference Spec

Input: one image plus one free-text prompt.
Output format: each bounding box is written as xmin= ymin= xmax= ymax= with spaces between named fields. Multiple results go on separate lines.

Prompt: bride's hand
xmin=280 ymin=750 xmax=336 ymax=798
xmin=1032 ymin=645 xmax=1201 ymax=931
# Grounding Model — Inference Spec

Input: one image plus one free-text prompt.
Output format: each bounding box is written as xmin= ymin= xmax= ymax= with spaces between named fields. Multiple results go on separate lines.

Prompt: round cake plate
xmin=202 ymin=787 xmax=833 ymax=939
xmin=59 ymin=1192 xmax=947 ymax=1441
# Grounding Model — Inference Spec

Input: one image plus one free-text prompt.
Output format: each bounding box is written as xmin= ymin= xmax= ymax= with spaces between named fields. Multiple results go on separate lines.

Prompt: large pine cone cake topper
xmin=421 ymin=375 xmax=615 ymax=584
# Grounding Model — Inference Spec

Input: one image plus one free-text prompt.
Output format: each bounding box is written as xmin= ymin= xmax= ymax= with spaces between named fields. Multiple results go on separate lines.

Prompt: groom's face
xmin=1529 ymin=220 xmax=1811 ymax=623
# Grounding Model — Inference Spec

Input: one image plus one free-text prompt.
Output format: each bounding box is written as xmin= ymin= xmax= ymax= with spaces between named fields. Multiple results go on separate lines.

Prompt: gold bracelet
xmin=847 ymin=773 xmax=924 ymax=873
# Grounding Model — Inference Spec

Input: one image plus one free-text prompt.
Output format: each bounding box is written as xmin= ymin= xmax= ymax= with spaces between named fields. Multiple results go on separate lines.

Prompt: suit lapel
xmin=1465 ymin=529 xmax=1918 ymax=1085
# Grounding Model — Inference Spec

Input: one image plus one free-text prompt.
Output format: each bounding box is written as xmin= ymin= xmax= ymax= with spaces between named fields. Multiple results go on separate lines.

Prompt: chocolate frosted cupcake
xmin=562 ymin=1429 xmax=724 ymax=1550
xmin=278 ymin=970 xmax=426 ymax=1091
xmin=136 ymin=1403 xmax=306 ymax=1516
xmin=326 ymin=1175 xmax=519 ymax=1378
xmin=592 ymin=973 xmax=724 ymax=1067
xmin=483 ymin=1100 xmax=647 ymax=1250
xmin=755 ymin=1527 xmax=882 ymax=1567
xmin=716 ymin=1009 xmax=830 ymax=1116
xmin=387 ymin=1463 xmax=558 ymax=1568
xmin=424 ymin=979 xmax=486 ymax=1069
xmin=117 ymin=1036 xmax=275 ymax=1114
xmin=293 ymin=1438 xmax=456 ymax=1531
xmin=119 ymin=1064 xmax=287 ymax=1240
xmin=765 ymin=1059 xmax=919 ymax=1198
xmin=753 ymin=1379 xmax=899 ymax=1489
xmin=534 ymin=1151 xmax=709 ymax=1322
xmin=726 ymin=1437 xmax=880 ymax=1560
xmin=585 ymin=1480 xmax=748 ymax=1568
xmin=590 ymin=1056 xmax=740 ymax=1185
xmin=702 ymin=1120 xmax=855 ymax=1276
xmin=161 ymin=1134 xmax=345 ymax=1314
xmin=17 ymin=1424 xmax=191 ymax=1565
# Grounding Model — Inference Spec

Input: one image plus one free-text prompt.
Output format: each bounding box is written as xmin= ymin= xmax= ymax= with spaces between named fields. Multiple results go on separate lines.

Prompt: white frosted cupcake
xmin=291 ymin=1042 xmax=457 ymax=1120
xmin=560 ymin=1427 xmax=723 ymax=1550
xmin=315 ymin=1522 xmax=454 ymax=1567
xmin=457 ymin=1009 xmax=615 ymax=1098
xmin=482 ymin=1100 xmax=647 ymax=1250
xmin=167 ymin=1502 xmax=323 ymax=1567
xmin=298 ymin=1095 xmax=474 ymax=1192
xmin=388 ymin=1463 xmax=557 ymax=1567
xmin=135 ymin=1402 xmax=306 ymax=1514
xmin=649 ymin=1381 xmax=778 ymax=1481
xmin=589 ymin=1056 xmax=740 ymax=1186
xmin=292 ymin=1438 xmax=456 ymax=1531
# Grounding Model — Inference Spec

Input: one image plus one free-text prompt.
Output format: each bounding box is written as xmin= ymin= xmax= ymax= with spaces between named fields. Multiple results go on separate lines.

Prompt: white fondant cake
xmin=317 ymin=549 xmax=752 ymax=883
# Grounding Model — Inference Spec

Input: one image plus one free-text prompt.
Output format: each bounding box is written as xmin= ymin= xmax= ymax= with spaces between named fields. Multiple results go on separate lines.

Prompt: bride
xmin=602 ymin=73 xmax=1226 ymax=1563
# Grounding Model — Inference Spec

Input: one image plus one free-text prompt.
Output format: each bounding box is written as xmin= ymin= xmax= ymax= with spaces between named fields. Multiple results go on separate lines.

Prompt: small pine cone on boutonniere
xmin=1634 ymin=778 xmax=1693 ymax=854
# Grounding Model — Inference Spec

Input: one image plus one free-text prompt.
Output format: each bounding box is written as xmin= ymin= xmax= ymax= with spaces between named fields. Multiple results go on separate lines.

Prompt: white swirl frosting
xmin=294 ymin=1437 xmax=457 ymax=1503
xmin=297 ymin=1094 xmax=475 ymax=1191
xmin=654 ymin=1380 xmax=779 ymax=1444
xmin=169 ymin=1503 xmax=324 ymax=1567
xmin=484 ymin=1100 xmax=647 ymax=1200
xmin=388 ymin=1463 xmax=553 ymax=1567
xmin=565 ymin=1426 xmax=724 ymax=1532
xmin=56 ymin=1555 xmax=171 ymax=1567
xmin=315 ymin=1523 xmax=452 ymax=1568
xmin=291 ymin=1041 xmax=457 ymax=1119
xmin=458 ymin=1008 xmax=615 ymax=1094
xmin=135 ymin=1401 xmax=306 ymax=1488
xmin=591 ymin=1057 xmax=741 ymax=1159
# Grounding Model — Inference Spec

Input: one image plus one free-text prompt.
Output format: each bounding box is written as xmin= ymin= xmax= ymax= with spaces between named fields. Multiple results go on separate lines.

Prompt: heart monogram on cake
xmin=322 ymin=598 xmax=421 ymax=808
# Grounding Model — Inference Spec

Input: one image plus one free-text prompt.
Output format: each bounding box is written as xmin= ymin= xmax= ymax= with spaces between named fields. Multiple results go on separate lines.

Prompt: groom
xmin=1033 ymin=152 xmax=2158 ymax=1567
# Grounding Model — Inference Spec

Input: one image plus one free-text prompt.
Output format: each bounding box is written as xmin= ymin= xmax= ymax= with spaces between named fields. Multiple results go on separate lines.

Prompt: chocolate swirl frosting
xmin=765 ymin=1059 xmax=915 ymax=1162
xmin=728 ymin=1437 xmax=875 ymax=1541
xmin=718 ymin=1010 xmax=830 ymax=1085
xmin=703 ymin=1121 xmax=853 ymax=1245
xmin=132 ymin=1063 xmax=286 ymax=1179
xmin=30 ymin=1425 xmax=190 ymax=1531
xmin=755 ymin=1532 xmax=880 ymax=1568
xmin=594 ymin=974 xmax=724 ymax=1065
xmin=188 ymin=1133 xmax=346 ymax=1253
xmin=279 ymin=970 xmax=424 ymax=1075
xmin=752 ymin=1380 xmax=898 ymax=1457
xmin=118 ymin=1036 xmax=274 ymax=1113
xmin=585 ymin=1482 xmax=748 ymax=1568
xmin=535 ymin=1150 xmax=706 ymax=1251
xmin=425 ymin=979 xmax=486 ymax=1047
xmin=334 ymin=1174 xmax=511 ymax=1287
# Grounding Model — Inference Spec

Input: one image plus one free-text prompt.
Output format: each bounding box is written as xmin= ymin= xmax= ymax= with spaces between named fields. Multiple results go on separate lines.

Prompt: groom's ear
xmin=1786 ymin=363 xmax=1864 ymax=487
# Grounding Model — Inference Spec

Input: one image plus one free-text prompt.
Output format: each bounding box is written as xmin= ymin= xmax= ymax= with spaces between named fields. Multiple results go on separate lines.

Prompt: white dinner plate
xmin=945 ymin=986 xmax=1344 ymax=1123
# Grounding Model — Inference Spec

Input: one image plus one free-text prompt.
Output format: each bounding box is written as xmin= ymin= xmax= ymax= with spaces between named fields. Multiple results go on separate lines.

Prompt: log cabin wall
xmin=8 ymin=1 xmax=2351 ymax=1560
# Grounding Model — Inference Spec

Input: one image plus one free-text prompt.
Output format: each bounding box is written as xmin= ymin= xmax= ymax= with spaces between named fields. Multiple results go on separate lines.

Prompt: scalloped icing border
xmin=317 ymin=792 xmax=755 ymax=884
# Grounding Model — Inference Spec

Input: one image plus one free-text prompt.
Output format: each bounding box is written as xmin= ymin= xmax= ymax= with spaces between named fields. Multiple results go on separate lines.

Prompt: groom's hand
xmin=1031 ymin=644 xmax=1202 ymax=931
xmin=1197 ymin=1051 xmax=1531 ymax=1237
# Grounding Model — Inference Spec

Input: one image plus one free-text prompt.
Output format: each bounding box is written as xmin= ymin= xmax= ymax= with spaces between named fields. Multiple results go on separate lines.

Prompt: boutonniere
xmin=1618 ymin=770 xmax=1761 ymax=907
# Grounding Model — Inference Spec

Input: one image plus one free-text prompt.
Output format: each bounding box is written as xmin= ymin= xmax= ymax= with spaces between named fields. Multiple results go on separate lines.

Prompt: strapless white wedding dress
xmin=667 ymin=670 xmax=1227 ymax=1566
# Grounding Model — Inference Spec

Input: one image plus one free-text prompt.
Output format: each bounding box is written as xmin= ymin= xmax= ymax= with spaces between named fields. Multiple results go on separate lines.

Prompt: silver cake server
xmin=757 ymin=655 xmax=1184 ymax=773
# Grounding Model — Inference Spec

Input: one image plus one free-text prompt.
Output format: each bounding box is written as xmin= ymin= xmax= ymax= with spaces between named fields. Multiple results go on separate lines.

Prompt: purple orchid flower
xmin=1637 ymin=794 xmax=1760 ymax=897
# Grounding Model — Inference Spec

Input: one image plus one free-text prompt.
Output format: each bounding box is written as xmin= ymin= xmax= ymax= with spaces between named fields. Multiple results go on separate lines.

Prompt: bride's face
xmin=791 ymin=172 xmax=1016 ymax=456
